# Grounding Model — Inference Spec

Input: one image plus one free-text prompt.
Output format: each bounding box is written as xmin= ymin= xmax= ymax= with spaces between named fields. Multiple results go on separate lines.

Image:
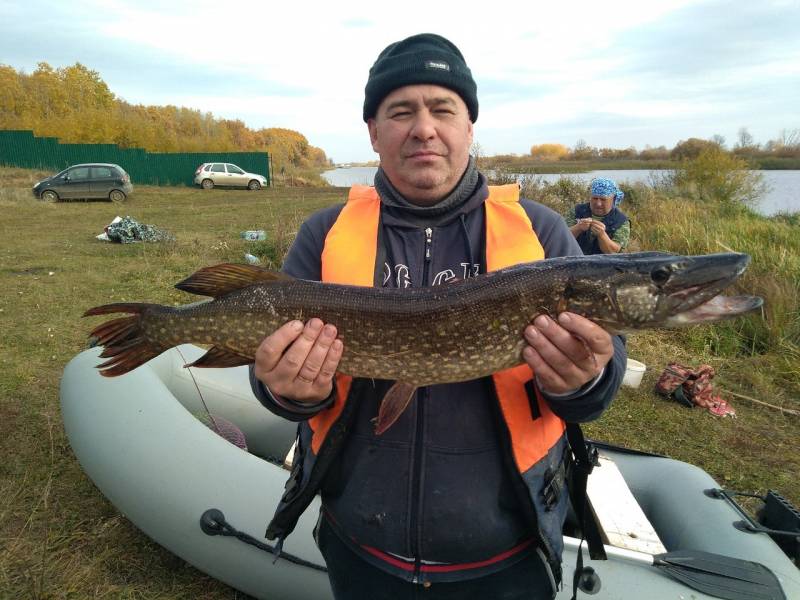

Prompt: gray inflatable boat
xmin=60 ymin=345 xmax=799 ymax=599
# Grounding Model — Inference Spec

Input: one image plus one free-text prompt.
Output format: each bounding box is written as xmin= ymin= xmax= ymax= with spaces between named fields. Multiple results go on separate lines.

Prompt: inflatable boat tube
xmin=61 ymin=345 xmax=799 ymax=599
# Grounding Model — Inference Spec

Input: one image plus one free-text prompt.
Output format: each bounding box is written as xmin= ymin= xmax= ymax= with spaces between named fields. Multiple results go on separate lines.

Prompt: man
xmin=568 ymin=177 xmax=630 ymax=254
xmin=250 ymin=33 xmax=626 ymax=599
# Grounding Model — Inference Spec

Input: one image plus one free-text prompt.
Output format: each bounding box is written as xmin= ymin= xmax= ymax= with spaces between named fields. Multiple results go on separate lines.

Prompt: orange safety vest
xmin=311 ymin=184 xmax=565 ymax=473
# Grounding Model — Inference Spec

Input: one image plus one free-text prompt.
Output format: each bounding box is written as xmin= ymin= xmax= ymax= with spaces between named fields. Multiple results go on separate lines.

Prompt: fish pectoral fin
xmin=185 ymin=346 xmax=253 ymax=368
xmin=175 ymin=263 xmax=292 ymax=297
xmin=374 ymin=381 xmax=417 ymax=436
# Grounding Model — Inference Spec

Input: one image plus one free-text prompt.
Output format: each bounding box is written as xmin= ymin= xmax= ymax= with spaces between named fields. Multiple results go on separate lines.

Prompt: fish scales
xmin=85 ymin=253 xmax=762 ymax=382
xmin=141 ymin=269 xmax=553 ymax=386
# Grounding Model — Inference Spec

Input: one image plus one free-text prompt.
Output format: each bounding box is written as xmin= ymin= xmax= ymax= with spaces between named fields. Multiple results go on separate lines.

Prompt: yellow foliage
xmin=0 ymin=62 xmax=328 ymax=169
xmin=529 ymin=143 xmax=568 ymax=161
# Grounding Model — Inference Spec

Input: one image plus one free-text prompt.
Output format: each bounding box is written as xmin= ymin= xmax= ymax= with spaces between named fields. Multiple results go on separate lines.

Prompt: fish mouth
xmin=660 ymin=253 xmax=761 ymax=324
xmin=667 ymin=276 xmax=735 ymax=308
xmin=666 ymin=294 xmax=763 ymax=326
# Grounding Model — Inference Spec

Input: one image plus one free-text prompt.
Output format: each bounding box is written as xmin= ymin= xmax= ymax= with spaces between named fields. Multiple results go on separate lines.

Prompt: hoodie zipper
xmin=424 ymin=227 xmax=433 ymax=261
xmin=410 ymin=227 xmax=433 ymax=584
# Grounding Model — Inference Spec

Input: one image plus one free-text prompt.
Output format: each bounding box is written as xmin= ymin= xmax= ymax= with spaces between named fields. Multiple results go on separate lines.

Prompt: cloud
xmin=612 ymin=0 xmax=800 ymax=79
xmin=2 ymin=0 xmax=798 ymax=161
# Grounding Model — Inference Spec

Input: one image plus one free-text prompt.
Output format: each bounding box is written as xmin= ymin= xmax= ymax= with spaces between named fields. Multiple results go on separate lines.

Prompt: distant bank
xmin=322 ymin=167 xmax=800 ymax=217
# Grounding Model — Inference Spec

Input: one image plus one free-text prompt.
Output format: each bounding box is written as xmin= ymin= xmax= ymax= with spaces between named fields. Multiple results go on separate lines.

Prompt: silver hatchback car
xmin=194 ymin=163 xmax=268 ymax=190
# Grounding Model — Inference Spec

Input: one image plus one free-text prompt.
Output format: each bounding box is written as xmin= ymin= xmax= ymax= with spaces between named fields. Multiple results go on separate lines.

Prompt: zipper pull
xmin=424 ymin=227 xmax=432 ymax=261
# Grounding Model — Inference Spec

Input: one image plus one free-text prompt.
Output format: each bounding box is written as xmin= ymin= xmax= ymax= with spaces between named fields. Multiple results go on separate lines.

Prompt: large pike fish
xmin=86 ymin=252 xmax=762 ymax=433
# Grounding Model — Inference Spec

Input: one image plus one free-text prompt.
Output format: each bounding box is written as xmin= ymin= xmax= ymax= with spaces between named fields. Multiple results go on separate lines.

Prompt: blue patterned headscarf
xmin=590 ymin=177 xmax=624 ymax=208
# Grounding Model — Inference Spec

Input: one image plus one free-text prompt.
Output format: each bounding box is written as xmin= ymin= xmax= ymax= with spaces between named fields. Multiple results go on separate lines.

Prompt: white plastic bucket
xmin=622 ymin=359 xmax=646 ymax=388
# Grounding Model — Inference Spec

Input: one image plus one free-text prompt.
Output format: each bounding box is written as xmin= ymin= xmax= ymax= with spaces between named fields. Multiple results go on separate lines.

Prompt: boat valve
xmin=577 ymin=566 xmax=602 ymax=595
xmin=200 ymin=508 xmax=227 ymax=535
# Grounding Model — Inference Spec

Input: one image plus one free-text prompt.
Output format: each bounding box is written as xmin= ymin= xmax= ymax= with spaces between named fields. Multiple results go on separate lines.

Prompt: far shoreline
xmin=331 ymin=157 xmax=800 ymax=172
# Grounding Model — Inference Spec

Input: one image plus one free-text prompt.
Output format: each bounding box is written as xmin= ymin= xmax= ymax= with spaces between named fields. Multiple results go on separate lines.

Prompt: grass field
xmin=1 ymin=167 xmax=797 ymax=598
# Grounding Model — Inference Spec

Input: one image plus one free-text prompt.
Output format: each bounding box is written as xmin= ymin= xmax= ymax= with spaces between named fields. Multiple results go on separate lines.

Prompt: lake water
xmin=322 ymin=167 xmax=800 ymax=216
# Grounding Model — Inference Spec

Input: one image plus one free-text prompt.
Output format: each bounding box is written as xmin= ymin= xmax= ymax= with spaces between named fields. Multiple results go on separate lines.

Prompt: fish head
xmin=560 ymin=252 xmax=763 ymax=332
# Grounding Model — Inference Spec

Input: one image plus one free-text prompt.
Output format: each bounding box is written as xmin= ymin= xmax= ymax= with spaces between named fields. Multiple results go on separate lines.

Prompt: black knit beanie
xmin=363 ymin=33 xmax=478 ymax=123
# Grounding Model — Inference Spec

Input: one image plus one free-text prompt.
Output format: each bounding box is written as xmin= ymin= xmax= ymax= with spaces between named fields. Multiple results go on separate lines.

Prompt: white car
xmin=194 ymin=163 xmax=268 ymax=190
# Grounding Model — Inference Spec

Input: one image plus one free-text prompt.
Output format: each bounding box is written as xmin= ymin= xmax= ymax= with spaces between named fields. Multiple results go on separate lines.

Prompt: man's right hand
xmin=254 ymin=318 xmax=343 ymax=405
xmin=570 ymin=218 xmax=591 ymax=239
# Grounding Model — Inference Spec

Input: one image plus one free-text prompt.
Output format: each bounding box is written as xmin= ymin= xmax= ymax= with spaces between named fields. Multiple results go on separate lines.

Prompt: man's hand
xmin=576 ymin=218 xmax=593 ymax=232
xmin=589 ymin=220 xmax=607 ymax=235
xmin=522 ymin=313 xmax=614 ymax=395
xmin=254 ymin=318 xmax=343 ymax=404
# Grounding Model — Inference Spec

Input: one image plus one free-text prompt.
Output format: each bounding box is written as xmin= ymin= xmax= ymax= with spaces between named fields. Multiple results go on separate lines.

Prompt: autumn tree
xmin=0 ymin=65 xmax=26 ymax=129
xmin=529 ymin=143 xmax=568 ymax=161
xmin=709 ymin=134 xmax=726 ymax=149
xmin=670 ymin=137 xmax=721 ymax=161
xmin=673 ymin=146 xmax=766 ymax=209
xmin=733 ymin=127 xmax=759 ymax=157
xmin=569 ymin=139 xmax=599 ymax=160
xmin=638 ymin=145 xmax=670 ymax=160
xmin=765 ymin=129 xmax=800 ymax=157
xmin=0 ymin=62 xmax=329 ymax=168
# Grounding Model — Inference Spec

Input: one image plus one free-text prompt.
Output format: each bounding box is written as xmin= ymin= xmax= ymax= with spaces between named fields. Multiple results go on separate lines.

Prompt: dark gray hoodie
xmin=250 ymin=169 xmax=626 ymax=584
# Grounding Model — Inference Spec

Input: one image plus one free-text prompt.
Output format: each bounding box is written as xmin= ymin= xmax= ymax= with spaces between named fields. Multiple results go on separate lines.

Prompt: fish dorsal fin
xmin=175 ymin=263 xmax=292 ymax=297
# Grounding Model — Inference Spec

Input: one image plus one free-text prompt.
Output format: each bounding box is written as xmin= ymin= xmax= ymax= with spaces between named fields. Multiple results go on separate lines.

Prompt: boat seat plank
xmin=587 ymin=455 xmax=667 ymax=555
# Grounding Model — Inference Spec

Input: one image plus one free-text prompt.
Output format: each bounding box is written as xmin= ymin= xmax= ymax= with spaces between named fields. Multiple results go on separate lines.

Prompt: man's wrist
xmin=537 ymin=367 xmax=605 ymax=400
xmin=263 ymin=383 xmax=336 ymax=415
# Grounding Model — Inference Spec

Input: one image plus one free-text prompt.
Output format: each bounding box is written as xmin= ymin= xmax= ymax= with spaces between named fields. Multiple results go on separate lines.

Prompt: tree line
xmin=526 ymin=128 xmax=800 ymax=163
xmin=0 ymin=62 xmax=330 ymax=171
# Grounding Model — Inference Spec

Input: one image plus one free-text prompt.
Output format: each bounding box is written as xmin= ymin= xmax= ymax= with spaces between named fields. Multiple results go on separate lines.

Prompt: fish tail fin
xmin=84 ymin=303 xmax=166 ymax=377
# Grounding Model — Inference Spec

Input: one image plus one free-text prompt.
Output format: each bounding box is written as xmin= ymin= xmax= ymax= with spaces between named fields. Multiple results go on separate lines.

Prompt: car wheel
xmin=247 ymin=180 xmax=261 ymax=191
xmin=201 ymin=179 xmax=214 ymax=190
xmin=109 ymin=189 xmax=126 ymax=203
xmin=41 ymin=190 xmax=59 ymax=202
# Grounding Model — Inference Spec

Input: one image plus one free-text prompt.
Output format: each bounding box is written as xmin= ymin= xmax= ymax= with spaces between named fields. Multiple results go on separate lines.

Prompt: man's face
xmin=590 ymin=194 xmax=614 ymax=217
xmin=367 ymin=84 xmax=473 ymax=206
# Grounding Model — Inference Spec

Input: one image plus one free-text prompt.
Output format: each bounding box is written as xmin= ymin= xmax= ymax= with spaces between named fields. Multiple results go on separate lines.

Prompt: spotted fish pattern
xmin=85 ymin=252 xmax=762 ymax=382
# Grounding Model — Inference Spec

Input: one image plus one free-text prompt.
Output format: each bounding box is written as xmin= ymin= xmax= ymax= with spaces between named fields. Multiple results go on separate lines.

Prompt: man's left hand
xmin=589 ymin=220 xmax=607 ymax=235
xmin=522 ymin=312 xmax=614 ymax=395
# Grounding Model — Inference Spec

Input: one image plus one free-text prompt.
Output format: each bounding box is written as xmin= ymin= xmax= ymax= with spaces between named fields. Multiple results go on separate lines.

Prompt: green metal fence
xmin=0 ymin=130 xmax=271 ymax=187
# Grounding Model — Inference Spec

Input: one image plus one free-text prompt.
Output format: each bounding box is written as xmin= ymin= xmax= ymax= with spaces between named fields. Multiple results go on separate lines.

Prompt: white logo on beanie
xmin=425 ymin=60 xmax=450 ymax=71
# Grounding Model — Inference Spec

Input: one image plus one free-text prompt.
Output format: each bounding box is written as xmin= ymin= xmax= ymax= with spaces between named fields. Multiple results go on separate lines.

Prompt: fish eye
xmin=651 ymin=266 xmax=672 ymax=286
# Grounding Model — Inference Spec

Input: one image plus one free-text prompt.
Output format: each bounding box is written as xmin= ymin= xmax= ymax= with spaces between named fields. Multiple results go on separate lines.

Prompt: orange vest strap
xmin=321 ymin=185 xmax=380 ymax=286
xmin=312 ymin=186 xmax=379 ymax=452
xmin=485 ymin=185 xmax=564 ymax=473
xmin=493 ymin=364 xmax=566 ymax=472
xmin=484 ymin=184 xmax=545 ymax=271
xmin=310 ymin=375 xmax=352 ymax=454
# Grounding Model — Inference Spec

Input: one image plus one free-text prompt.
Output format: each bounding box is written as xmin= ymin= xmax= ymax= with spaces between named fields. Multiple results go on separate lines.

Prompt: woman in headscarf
xmin=568 ymin=177 xmax=630 ymax=254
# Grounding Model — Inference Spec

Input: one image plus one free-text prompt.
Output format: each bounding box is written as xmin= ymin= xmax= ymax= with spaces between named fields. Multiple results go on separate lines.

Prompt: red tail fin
xmin=84 ymin=303 xmax=165 ymax=377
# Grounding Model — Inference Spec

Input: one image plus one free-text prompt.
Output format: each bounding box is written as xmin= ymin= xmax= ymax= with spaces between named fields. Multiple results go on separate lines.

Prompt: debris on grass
xmin=97 ymin=216 xmax=174 ymax=243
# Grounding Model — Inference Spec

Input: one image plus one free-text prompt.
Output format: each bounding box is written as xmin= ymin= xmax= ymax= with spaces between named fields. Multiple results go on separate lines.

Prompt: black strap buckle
xmin=573 ymin=445 xmax=599 ymax=476
xmin=542 ymin=464 xmax=565 ymax=511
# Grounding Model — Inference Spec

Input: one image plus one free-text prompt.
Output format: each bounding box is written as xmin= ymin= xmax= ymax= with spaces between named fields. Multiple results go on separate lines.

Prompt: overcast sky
xmin=2 ymin=0 xmax=799 ymax=163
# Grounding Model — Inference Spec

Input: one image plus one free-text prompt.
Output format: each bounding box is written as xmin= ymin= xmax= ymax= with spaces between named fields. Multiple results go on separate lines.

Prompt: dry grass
xmin=0 ymin=168 xmax=797 ymax=598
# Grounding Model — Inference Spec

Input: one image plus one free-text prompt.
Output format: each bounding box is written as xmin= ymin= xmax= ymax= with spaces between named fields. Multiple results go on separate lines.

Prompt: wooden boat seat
xmin=587 ymin=454 xmax=667 ymax=554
